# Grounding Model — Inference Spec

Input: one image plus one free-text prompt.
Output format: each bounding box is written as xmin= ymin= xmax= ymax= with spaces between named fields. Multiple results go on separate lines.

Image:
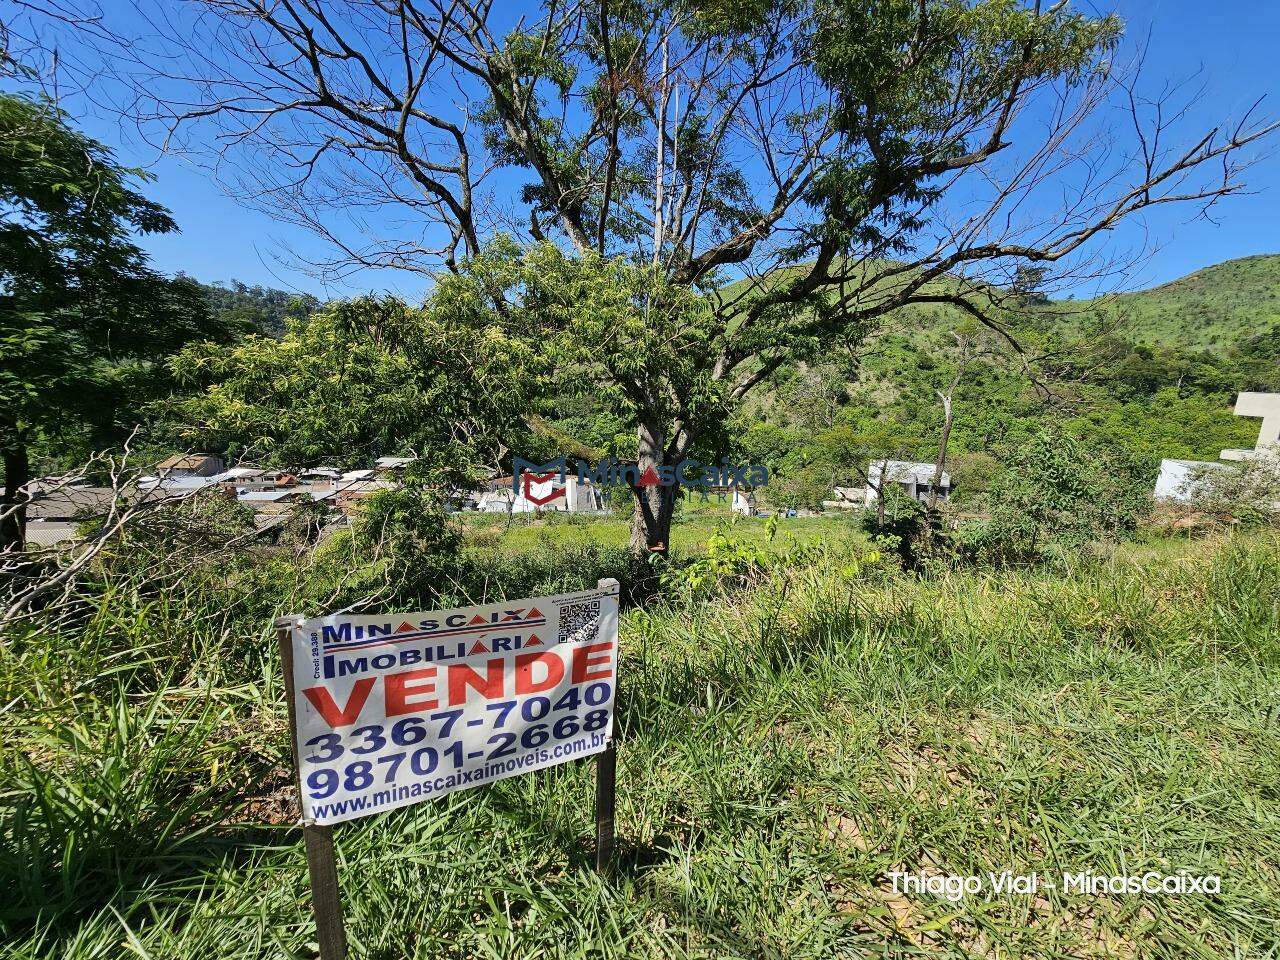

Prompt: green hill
xmin=1071 ymin=254 xmax=1280 ymax=350
xmin=724 ymin=253 xmax=1280 ymax=357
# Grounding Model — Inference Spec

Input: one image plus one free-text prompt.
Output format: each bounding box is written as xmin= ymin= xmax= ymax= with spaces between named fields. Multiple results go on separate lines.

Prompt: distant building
xmin=864 ymin=460 xmax=951 ymax=506
xmin=374 ymin=456 xmax=417 ymax=472
xmin=299 ymin=467 xmax=341 ymax=483
xmin=445 ymin=486 xmax=483 ymax=512
xmin=26 ymin=485 xmax=118 ymax=521
xmin=1153 ymin=392 xmax=1280 ymax=503
xmin=215 ymin=467 xmax=265 ymax=483
xmin=696 ymin=483 xmax=752 ymax=514
xmin=156 ymin=453 xmax=225 ymax=477
xmin=24 ymin=521 xmax=81 ymax=548
xmin=334 ymin=479 xmax=398 ymax=515
xmin=823 ymin=486 xmax=864 ymax=510
xmin=24 ymin=485 xmax=119 ymax=547
xmin=697 ymin=484 xmax=757 ymax=515
xmin=477 ymin=474 xmax=605 ymax=513
xmin=232 ymin=471 xmax=298 ymax=493
xmin=1221 ymin=391 xmax=1280 ymax=462
xmin=238 ymin=488 xmax=312 ymax=515
xmin=1154 ymin=459 xmax=1232 ymax=503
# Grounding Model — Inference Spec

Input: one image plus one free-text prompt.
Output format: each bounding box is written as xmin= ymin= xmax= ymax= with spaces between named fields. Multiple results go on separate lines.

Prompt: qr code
xmin=557 ymin=599 xmax=601 ymax=644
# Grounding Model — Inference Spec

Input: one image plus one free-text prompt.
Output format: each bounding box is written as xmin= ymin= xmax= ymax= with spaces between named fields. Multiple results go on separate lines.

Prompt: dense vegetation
xmin=193 ymin=279 xmax=321 ymax=339
xmin=0 ymin=92 xmax=236 ymax=549
xmin=729 ymin=259 xmax=1280 ymax=513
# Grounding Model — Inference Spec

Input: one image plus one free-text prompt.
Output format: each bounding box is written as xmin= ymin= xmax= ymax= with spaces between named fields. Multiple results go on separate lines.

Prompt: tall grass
xmin=1 ymin=531 xmax=1277 ymax=957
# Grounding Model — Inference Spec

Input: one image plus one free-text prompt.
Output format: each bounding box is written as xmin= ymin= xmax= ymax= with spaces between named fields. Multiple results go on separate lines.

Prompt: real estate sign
xmin=285 ymin=583 xmax=620 ymax=824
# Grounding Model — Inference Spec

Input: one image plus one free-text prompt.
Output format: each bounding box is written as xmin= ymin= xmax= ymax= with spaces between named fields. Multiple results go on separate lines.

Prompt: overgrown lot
xmin=2 ymin=531 xmax=1278 ymax=958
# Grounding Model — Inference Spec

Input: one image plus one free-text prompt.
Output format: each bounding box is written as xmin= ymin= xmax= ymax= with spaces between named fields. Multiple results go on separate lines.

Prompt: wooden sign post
xmin=277 ymin=620 xmax=349 ymax=960
xmin=594 ymin=738 xmax=617 ymax=871
xmin=273 ymin=579 xmax=621 ymax=953
xmin=593 ymin=576 xmax=618 ymax=873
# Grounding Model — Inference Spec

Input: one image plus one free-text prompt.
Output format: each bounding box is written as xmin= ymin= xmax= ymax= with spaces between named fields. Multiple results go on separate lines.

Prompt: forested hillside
xmin=722 ymin=255 xmax=1280 ymax=510
xmin=193 ymin=279 xmax=321 ymax=338
xmin=842 ymin=253 xmax=1280 ymax=350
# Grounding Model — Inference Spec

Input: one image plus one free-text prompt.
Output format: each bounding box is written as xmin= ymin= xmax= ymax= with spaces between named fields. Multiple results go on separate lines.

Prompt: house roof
xmin=157 ymin=453 xmax=221 ymax=470
xmin=145 ymin=476 xmax=216 ymax=491
xmin=238 ymin=489 xmax=304 ymax=502
xmin=26 ymin=486 xmax=119 ymax=519
xmin=29 ymin=476 xmax=86 ymax=493
xmin=336 ymin=480 xmax=396 ymax=494
xmin=25 ymin=520 xmax=82 ymax=547
xmin=869 ymin=460 xmax=951 ymax=485
xmin=214 ymin=467 xmax=265 ymax=481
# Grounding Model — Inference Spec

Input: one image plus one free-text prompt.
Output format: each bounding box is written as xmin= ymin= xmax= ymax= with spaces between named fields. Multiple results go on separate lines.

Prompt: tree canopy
xmin=0 ymin=92 xmax=232 ymax=550
xmin=162 ymin=294 xmax=537 ymax=484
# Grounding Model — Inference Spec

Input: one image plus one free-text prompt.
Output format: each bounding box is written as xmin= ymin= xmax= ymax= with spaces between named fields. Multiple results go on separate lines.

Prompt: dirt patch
xmin=238 ymin=770 xmax=299 ymax=826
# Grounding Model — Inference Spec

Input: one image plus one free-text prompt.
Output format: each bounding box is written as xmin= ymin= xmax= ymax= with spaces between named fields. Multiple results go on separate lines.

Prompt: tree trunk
xmin=629 ymin=419 xmax=677 ymax=560
xmin=875 ymin=459 xmax=887 ymax=528
xmin=2 ymin=438 xmax=31 ymax=554
xmin=928 ymin=391 xmax=954 ymax=512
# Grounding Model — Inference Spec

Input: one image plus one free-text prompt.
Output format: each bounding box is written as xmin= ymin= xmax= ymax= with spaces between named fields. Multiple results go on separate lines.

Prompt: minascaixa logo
xmin=511 ymin=456 xmax=770 ymax=497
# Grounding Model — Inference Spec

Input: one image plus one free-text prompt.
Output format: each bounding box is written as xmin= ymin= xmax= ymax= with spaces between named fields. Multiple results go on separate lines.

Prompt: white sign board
xmin=287 ymin=583 xmax=620 ymax=824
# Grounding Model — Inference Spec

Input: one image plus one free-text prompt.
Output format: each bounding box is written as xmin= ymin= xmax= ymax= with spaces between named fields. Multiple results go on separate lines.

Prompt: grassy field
xmin=2 ymin=530 xmax=1279 ymax=958
xmin=462 ymin=507 xmax=869 ymax=557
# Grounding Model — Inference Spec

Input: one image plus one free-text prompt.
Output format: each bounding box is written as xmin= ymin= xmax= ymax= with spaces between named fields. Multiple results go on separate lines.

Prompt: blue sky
xmin=15 ymin=0 xmax=1280 ymax=301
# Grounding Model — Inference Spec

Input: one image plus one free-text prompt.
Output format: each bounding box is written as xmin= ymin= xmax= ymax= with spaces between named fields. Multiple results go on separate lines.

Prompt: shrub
xmin=960 ymin=432 xmax=1152 ymax=564
xmin=661 ymin=518 xmax=886 ymax=598
xmin=345 ymin=486 xmax=463 ymax=607
xmin=1187 ymin=456 xmax=1280 ymax=528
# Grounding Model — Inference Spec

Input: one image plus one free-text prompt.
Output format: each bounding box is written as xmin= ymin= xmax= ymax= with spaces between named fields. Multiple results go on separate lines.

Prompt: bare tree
xmin=927 ymin=330 xmax=999 ymax=512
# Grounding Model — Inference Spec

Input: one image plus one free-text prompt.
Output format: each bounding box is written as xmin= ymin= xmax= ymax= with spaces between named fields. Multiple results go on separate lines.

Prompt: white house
xmin=1221 ymin=391 xmax=1280 ymax=463
xmin=1153 ymin=459 xmax=1233 ymax=502
xmin=1152 ymin=392 xmax=1280 ymax=503
xmin=864 ymin=460 xmax=951 ymax=506
xmin=731 ymin=488 xmax=756 ymax=515
xmin=478 ymin=474 xmax=606 ymax=513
